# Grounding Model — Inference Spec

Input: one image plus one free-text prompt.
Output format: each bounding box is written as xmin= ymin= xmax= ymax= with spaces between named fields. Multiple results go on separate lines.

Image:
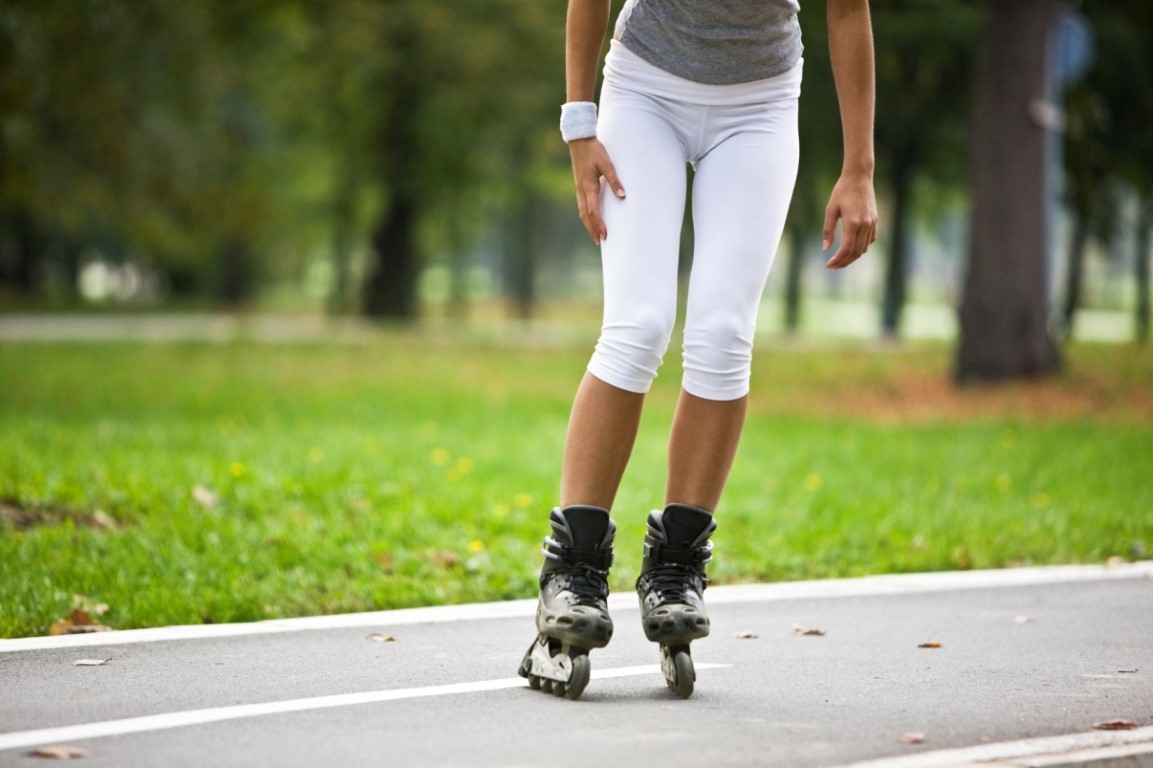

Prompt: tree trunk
xmin=881 ymin=160 xmax=912 ymax=339
xmin=219 ymin=236 xmax=253 ymax=308
xmin=1137 ymin=198 xmax=1152 ymax=344
xmin=327 ymin=173 xmax=358 ymax=316
xmin=956 ymin=0 xmax=1060 ymax=382
xmin=0 ymin=208 xmax=44 ymax=296
xmin=1060 ymin=210 xmax=1089 ymax=338
xmin=506 ymin=195 xmax=537 ymax=321
xmin=363 ymin=199 xmax=418 ymax=320
xmin=783 ymin=219 xmax=804 ymax=334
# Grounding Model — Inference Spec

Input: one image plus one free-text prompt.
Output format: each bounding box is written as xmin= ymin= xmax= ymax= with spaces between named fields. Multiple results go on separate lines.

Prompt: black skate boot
xmin=518 ymin=505 xmax=615 ymax=700
xmin=636 ymin=503 xmax=717 ymax=698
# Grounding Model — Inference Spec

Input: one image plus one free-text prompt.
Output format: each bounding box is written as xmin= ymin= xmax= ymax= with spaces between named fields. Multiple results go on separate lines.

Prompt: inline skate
xmin=635 ymin=503 xmax=716 ymax=698
xmin=518 ymin=505 xmax=615 ymax=700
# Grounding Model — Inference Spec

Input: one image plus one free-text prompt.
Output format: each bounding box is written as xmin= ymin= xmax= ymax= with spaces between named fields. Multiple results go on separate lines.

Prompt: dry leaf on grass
xmin=192 ymin=485 xmax=218 ymax=509
xmin=1092 ymin=719 xmax=1137 ymax=731
xmin=733 ymin=630 xmax=759 ymax=639
xmin=429 ymin=549 xmax=461 ymax=569
xmin=366 ymin=633 xmax=395 ymax=643
xmin=72 ymin=658 xmax=112 ymax=667
xmin=27 ymin=745 xmax=90 ymax=759
xmin=49 ymin=609 xmax=112 ymax=636
xmin=897 ymin=732 xmax=925 ymax=744
xmin=91 ymin=510 xmax=118 ymax=531
xmin=791 ymin=623 xmax=826 ymax=637
xmin=918 ymin=642 xmax=942 ymax=649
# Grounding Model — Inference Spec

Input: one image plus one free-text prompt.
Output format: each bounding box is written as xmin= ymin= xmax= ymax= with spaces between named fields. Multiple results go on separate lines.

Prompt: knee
xmin=682 ymin=312 xmax=754 ymax=400
xmin=588 ymin=309 xmax=676 ymax=394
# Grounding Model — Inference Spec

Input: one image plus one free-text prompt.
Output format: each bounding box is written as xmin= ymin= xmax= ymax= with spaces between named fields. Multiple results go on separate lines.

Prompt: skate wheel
xmin=540 ymin=679 xmax=553 ymax=694
xmin=671 ymin=650 xmax=695 ymax=699
xmin=527 ymin=674 xmax=541 ymax=690
xmin=564 ymin=654 xmax=590 ymax=701
xmin=551 ymin=680 xmax=567 ymax=697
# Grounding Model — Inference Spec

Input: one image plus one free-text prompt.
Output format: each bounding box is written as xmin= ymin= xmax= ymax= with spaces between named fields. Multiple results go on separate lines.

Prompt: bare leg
xmin=560 ymin=372 xmax=646 ymax=510
xmin=665 ymin=390 xmax=748 ymax=512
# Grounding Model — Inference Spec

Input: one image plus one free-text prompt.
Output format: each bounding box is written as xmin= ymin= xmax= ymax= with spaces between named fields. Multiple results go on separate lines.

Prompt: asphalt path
xmin=2 ymin=563 xmax=1151 ymax=768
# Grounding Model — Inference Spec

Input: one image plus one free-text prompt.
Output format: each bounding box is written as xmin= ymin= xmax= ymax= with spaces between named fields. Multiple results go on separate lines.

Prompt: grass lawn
xmin=1 ymin=331 xmax=1150 ymax=638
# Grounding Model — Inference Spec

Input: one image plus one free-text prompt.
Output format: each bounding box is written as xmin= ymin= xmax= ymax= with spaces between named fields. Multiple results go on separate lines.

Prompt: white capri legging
xmin=587 ymin=41 xmax=802 ymax=401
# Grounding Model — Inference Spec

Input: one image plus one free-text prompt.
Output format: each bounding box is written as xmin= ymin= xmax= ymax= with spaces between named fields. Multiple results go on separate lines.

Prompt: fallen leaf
xmin=1105 ymin=555 xmax=1128 ymax=567
xmin=49 ymin=607 xmax=113 ymax=636
xmin=918 ymin=642 xmax=942 ymax=649
xmin=366 ymin=633 xmax=395 ymax=643
xmin=733 ymin=630 xmax=759 ymax=639
xmin=72 ymin=658 xmax=112 ymax=667
xmin=91 ymin=510 xmax=118 ymax=531
xmin=1013 ymin=615 xmax=1032 ymax=624
xmin=27 ymin=745 xmax=90 ymax=759
xmin=192 ymin=485 xmax=218 ymax=509
xmin=791 ymin=623 xmax=826 ymax=636
xmin=429 ymin=549 xmax=460 ymax=569
xmin=1092 ymin=719 xmax=1137 ymax=731
xmin=897 ymin=732 xmax=925 ymax=744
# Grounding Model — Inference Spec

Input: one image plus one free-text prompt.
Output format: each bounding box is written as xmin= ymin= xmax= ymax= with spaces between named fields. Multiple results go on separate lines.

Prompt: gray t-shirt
xmin=614 ymin=0 xmax=803 ymax=85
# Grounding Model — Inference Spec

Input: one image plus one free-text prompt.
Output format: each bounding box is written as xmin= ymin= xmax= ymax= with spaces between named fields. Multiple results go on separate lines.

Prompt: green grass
xmin=1 ymin=334 xmax=1150 ymax=638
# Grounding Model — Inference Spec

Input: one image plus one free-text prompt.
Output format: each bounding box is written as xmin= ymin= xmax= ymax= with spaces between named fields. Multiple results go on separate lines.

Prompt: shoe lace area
xmin=643 ymin=564 xmax=705 ymax=603
xmin=553 ymin=563 xmax=610 ymax=606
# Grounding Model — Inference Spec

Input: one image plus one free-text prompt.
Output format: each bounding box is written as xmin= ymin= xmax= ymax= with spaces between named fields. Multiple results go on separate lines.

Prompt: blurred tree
xmin=872 ymin=0 xmax=978 ymax=339
xmin=0 ymin=0 xmax=305 ymax=305
xmin=1060 ymin=4 xmax=1153 ymax=343
xmin=344 ymin=0 xmax=565 ymax=320
xmin=956 ymin=0 xmax=1060 ymax=381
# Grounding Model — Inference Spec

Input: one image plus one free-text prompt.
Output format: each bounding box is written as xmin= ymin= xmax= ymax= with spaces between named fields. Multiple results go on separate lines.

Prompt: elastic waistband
xmin=603 ymin=40 xmax=802 ymax=107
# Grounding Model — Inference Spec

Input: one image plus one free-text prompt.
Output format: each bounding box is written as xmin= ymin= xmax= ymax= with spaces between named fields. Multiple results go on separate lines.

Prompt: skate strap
xmin=542 ymin=538 xmax=613 ymax=572
xmin=643 ymin=540 xmax=712 ymax=567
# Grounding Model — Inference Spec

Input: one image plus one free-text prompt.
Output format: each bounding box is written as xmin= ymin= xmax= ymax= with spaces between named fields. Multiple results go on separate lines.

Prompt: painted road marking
xmin=2 ymin=562 xmax=1150 ymax=654
xmin=0 ymin=664 xmax=729 ymax=753
xmin=832 ymin=725 xmax=1153 ymax=768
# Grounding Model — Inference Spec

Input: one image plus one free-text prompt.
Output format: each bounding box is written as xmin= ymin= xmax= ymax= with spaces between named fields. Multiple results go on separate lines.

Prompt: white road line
xmin=0 ymin=664 xmax=729 ymax=753
xmin=2 ymin=562 xmax=1149 ymax=654
xmin=831 ymin=726 xmax=1153 ymax=768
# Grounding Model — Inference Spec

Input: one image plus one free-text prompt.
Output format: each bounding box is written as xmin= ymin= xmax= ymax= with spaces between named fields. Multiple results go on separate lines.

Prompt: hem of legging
xmin=681 ymin=378 xmax=751 ymax=402
xmin=585 ymin=362 xmax=654 ymax=395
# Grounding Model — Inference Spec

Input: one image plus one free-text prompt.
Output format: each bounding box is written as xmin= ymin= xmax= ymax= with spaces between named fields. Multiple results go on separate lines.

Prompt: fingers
xmin=601 ymin=159 xmax=625 ymax=202
xmin=576 ymin=178 xmax=607 ymax=245
xmin=823 ymin=175 xmax=878 ymax=269
xmin=570 ymin=139 xmax=624 ymax=245
xmin=822 ymin=205 xmax=838 ymax=252
xmin=825 ymin=214 xmax=877 ymax=270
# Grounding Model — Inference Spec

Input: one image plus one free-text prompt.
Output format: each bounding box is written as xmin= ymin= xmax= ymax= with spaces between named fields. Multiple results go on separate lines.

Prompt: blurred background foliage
xmin=0 ymin=1 xmax=1150 ymax=349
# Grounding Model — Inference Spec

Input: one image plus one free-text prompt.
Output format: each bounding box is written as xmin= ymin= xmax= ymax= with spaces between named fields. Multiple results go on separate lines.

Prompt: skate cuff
xmin=542 ymin=539 xmax=614 ymax=572
xmin=643 ymin=541 xmax=712 ymax=567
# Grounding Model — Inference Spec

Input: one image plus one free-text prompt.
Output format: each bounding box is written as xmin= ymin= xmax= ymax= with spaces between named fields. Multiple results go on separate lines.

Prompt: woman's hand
xmin=822 ymin=171 xmax=877 ymax=269
xmin=569 ymin=137 xmax=625 ymax=245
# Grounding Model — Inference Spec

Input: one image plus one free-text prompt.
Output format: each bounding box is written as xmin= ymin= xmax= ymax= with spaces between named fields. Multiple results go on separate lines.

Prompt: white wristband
xmin=560 ymin=101 xmax=597 ymax=142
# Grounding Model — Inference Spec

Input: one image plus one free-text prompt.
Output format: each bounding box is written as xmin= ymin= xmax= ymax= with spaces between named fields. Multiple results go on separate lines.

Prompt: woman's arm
xmin=566 ymin=0 xmax=625 ymax=245
xmin=823 ymin=0 xmax=878 ymax=269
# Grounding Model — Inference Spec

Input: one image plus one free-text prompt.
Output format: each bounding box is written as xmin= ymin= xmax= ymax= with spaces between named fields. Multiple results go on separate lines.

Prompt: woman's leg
xmin=667 ymin=98 xmax=801 ymax=511
xmin=665 ymin=391 xmax=747 ymax=511
xmin=561 ymin=82 xmax=690 ymax=511
xmin=559 ymin=372 xmax=645 ymax=509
